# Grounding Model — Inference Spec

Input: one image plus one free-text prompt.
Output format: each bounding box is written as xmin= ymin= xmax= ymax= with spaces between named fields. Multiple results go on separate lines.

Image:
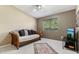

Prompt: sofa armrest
xmin=9 ymin=32 xmax=19 ymax=49
xmin=37 ymin=31 xmax=43 ymax=37
xmin=10 ymin=32 xmax=19 ymax=39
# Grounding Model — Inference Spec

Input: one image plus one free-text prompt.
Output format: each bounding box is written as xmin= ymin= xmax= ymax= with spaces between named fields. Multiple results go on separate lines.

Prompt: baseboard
xmin=0 ymin=44 xmax=11 ymax=48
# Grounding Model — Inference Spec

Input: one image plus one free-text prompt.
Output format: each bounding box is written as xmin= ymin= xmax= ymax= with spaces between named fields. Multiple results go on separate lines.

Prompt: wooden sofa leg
xmin=16 ymin=45 xmax=19 ymax=49
xmin=16 ymin=42 xmax=19 ymax=49
xmin=17 ymin=45 xmax=19 ymax=49
xmin=39 ymin=37 xmax=41 ymax=40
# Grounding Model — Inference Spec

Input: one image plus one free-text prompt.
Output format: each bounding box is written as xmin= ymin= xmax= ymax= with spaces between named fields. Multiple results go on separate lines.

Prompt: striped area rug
xmin=34 ymin=43 xmax=58 ymax=54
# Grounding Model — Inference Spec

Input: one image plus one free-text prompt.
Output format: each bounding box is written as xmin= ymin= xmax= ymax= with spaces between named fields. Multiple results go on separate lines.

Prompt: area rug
xmin=34 ymin=43 xmax=58 ymax=54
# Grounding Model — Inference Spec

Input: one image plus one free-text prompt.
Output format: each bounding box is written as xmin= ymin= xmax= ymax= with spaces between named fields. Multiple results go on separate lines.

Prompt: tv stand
xmin=65 ymin=38 xmax=77 ymax=51
xmin=62 ymin=35 xmax=78 ymax=53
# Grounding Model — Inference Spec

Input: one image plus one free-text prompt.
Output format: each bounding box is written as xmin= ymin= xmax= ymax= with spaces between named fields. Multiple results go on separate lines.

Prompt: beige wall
xmin=0 ymin=6 xmax=37 ymax=46
xmin=76 ymin=5 xmax=79 ymax=14
xmin=76 ymin=5 xmax=79 ymax=26
xmin=37 ymin=10 xmax=76 ymax=41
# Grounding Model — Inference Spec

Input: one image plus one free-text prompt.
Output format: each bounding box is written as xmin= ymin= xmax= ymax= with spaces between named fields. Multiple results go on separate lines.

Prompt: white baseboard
xmin=0 ymin=44 xmax=11 ymax=48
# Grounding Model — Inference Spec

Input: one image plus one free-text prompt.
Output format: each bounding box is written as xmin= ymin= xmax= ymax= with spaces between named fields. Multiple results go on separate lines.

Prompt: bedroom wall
xmin=0 ymin=6 xmax=37 ymax=46
xmin=37 ymin=10 xmax=76 ymax=41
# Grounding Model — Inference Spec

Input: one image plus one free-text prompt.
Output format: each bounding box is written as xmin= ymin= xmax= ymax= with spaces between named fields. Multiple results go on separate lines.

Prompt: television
xmin=66 ymin=28 xmax=75 ymax=39
xmin=65 ymin=27 xmax=77 ymax=50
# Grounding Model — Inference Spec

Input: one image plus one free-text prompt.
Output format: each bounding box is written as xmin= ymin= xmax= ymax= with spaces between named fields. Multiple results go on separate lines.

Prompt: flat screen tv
xmin=66 ymin=28 xmax=75 ymax=39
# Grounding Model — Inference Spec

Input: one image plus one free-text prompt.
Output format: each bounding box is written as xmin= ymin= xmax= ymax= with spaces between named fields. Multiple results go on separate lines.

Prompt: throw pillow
xmin=31 ymin=30 xmax=37 ymax=34
xmin=27 ymin=30 xmax=32 ymax=35
xmin=24 ymin=29 xmax=28 ymax=36
xmin=18 ymin=30 xmax=25 ymax=36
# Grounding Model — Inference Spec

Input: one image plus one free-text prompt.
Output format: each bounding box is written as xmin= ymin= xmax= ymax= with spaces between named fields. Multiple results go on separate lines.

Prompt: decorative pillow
xmin=18 ymin=30 xmax=25 ymax=36
xmin=28 ymin=30 xmax=32 ymax=35
xmin=31 ymin=30 xmax=37 ymax=34
xmin=24 ymin=29 xmax=28 ymax=36
xmin=27 ymin=30 xmax=37 ymax=35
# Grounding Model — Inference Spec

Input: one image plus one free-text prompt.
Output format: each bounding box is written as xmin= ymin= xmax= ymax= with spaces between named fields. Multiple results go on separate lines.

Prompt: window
xmin=43 ymin=18 xmax=58 ymax=30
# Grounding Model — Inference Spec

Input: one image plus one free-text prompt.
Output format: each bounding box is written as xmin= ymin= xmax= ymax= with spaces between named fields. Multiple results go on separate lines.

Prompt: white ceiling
xmin=14 ymin=5 xmax=76 ymax=18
